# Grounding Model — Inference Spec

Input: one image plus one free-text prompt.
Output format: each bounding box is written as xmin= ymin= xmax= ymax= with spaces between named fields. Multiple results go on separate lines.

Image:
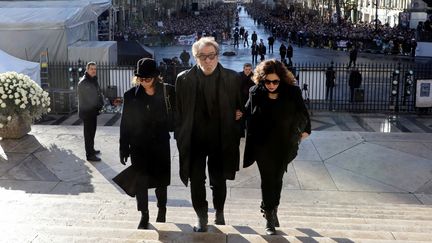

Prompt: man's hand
xmin=300 ymin=132 xmax=309 ymax=140
xmin=120 ymin=154 xmax=129 ymax=165
xmin=235 ymin=110 xmax=243 ymax=121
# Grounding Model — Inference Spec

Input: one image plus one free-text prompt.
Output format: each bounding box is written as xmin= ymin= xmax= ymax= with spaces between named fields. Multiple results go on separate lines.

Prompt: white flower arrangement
xmin=0 ymin=72 xmax=51 ymax=128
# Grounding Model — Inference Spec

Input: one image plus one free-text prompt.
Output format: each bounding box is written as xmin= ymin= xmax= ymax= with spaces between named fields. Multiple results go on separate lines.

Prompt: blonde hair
xmin=192 ymin=37 xmax=219 ymax=57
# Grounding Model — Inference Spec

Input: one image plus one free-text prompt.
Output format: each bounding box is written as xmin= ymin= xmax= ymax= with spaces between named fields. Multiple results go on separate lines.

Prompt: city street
xmin=151 ymin=6 xmax=427 ymax=72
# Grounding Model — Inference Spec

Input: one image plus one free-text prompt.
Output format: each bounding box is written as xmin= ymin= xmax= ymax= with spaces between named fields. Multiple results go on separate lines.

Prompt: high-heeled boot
xmin=193 ymin=207 xmax=208 ymax=232
xmin=156 ymin=207 xmax=166 ymax=223
xmin=214 ymin=209 xmax=225 ymax=225
xmin=137 ymin=211 xmax=149 ymax=229
xmin=263 ymin=209 xmax=277 ymax=235
xmin=274 ymin=207 xmax=280 ymax=227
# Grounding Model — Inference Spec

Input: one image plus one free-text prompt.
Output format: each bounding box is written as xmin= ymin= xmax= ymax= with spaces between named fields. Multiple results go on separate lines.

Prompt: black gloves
xmin=120 ymin=149 xmax=129 ymax=165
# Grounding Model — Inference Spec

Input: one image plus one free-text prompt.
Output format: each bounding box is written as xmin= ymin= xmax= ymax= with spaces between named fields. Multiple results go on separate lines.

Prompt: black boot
xmin=156 ymin=207 xmax=166 ymax=223
xmin=263 ymin=209 xmax=277 ymax=235
xmin=193 ymin=207 xmax=208 ymax=232
xmin=214 ymin=209 xmax=225 ymax=225
xmin=138 ymin=211 xmax=149 ymax=229
xmin=274 ymin=207 xmax=280 ymax=227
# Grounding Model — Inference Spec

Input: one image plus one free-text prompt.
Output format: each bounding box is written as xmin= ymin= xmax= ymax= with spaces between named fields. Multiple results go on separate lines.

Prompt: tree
xmin=335 ymin=0 xmax=342 ymax=25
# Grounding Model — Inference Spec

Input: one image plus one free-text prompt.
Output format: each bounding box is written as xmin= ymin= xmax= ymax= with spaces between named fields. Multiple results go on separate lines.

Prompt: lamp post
xmin=375 ymin=0 xmax=379 ymax=32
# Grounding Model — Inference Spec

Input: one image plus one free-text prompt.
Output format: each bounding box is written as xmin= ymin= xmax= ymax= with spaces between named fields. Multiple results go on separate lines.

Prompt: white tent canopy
xmin=0 ymin=49 xmax=41 ymax=86
xmin=0 ymin=0 xmax=111 ymax=62
xmin=68 ymin=41 xmax=117 ymax=64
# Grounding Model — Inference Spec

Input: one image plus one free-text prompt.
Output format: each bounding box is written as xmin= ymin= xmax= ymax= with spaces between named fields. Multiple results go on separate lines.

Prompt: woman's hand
xmin=235 ymin=110 xmax=243 ymax=120
xmin=300 ymin=132 xmax=309 ymax=140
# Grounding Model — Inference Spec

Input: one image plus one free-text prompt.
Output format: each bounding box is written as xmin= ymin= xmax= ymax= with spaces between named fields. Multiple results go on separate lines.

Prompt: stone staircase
xmin=2 ymin=192 xmax=432 ymax=243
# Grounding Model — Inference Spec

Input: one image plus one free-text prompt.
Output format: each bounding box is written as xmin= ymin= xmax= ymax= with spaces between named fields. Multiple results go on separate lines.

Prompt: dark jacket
xmin=77 ymin=73 xmax=104 ymax=119
xmin=287 ymin=45 xmax=293 ymax=58
xmin=119 ymin=82 xmax=175 ymax=188
xmin=279 ymin=44 xmax=287 ymax=56
xmin=243 ymin=83 xmax=311 ymax=170
xmin=349 ymin=70 xmax=362 ymax=88
xmin=175 ymin=64 xmax=242 ymax=186
xmin=239 ymin=71 xmax=255 ymax=106
xmin=325 ymin=67 xmax=336 ymax=87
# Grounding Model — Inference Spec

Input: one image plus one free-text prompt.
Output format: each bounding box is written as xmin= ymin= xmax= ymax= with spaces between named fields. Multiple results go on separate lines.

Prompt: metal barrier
xmin=47 ymin=61 xmax=432 ymax=113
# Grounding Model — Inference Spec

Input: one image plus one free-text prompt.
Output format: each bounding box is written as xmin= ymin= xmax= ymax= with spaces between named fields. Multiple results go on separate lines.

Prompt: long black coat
xmin=243 ymin=83 xmax=311 ymax=171
xmin=175 ymin=64 xmax=242 ymax=186
xmin=77 ymin=73 xmax=104 ymax=120
xmin=119 ymin=82 xmax=175 ymax=188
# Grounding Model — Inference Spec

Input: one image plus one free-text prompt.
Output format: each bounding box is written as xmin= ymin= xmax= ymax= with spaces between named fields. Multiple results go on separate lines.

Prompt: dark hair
xmin=252 ymin=59 xmax=296 ymax=85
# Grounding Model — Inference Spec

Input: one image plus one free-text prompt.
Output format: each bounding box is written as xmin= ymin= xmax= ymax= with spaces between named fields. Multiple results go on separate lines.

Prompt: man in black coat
xmin=279 ymin=43 xmax=287 ymax=61
xmin=175 ymin=37 xmax=243 ymax=232
xmin=78 ymin=62 xmax=104 ymax=161
xmin=325 ymin=65 xmax=336 ymax=110
xmin=348 ymin=67 xmax=362 ymax=102
xmin=267 ymin=35 xmax=275 ymax=54
xmin=251 ymin=31 xmax=258 ymax=45
xmin=239 ymin=63 xmax=254 ymax=137
xmin=348 ymin=47 xmax=358 ymax=68
xmin=287 ymin=43 xmax=294 ymax=64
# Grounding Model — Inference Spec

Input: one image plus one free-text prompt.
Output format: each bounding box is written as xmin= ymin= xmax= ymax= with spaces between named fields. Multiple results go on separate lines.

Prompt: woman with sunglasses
xmin=118 ymin=58 xmax=175 ymax=229
xmin=243 ymin=59 xmax=311 ymax=235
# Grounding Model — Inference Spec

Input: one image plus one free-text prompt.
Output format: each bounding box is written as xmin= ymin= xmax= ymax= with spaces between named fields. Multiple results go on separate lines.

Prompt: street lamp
xmin=375 ymin=0 xmax=379 ymax=32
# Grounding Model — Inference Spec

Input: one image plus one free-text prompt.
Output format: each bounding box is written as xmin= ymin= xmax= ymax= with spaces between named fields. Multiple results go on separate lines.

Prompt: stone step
xmin=3 ymin=195 xmax=432 ymax=215
xmin=3 ymin=221 xmax=432 ymax=242
xmin=5 ymin=203 xmax=432 ymax=227
xmin=3 ymin=212 xmax=432 ymax=234
xmin=3 ymin=199 xmax=432 ymax=222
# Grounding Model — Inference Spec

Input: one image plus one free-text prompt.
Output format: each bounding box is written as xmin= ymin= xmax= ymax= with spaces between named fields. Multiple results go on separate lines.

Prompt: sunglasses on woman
xmin=263 ymin=79 xmax=280 ymax=85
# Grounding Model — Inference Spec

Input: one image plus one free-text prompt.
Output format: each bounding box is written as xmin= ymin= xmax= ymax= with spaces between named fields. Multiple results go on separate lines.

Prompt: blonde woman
xmin=119 ymin=58 xmax=175 ymax=229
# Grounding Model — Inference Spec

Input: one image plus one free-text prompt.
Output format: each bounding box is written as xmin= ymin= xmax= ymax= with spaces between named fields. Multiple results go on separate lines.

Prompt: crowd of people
xmin=245 ymin=3 xmax=418 ymax=56
xmin=114 ymin=3 xmax=236 ymax=43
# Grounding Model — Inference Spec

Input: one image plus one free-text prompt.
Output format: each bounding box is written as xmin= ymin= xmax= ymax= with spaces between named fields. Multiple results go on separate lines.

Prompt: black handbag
xmin=112 ymin=166 xmax=140 ymax=197
xmin=162 ymin=83 xmax=175 ymax=131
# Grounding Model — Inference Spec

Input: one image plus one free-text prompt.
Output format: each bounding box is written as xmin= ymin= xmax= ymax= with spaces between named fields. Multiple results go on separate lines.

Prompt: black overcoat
xmin=119 ymin=82 xmax=175 ymax=188
xmin=243 ymin=83 xmax=311 ymax=171
xmin=175 ymin=64 xmax=242 ymax=186
xmin=77 ymin=73 xmax=104 ymax=120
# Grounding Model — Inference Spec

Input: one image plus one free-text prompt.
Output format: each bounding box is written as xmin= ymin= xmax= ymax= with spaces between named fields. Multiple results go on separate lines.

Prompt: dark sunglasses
xmin=139 ymin=77 xmax=154 ymax=82
xmin=263 ymin=79 xmax=280 ymax=85
xmin=196 ymin=53 xmax=218 ymax=61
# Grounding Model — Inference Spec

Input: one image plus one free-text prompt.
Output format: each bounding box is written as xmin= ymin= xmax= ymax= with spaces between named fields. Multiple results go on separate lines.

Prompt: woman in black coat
xmin=243 ymin=59 xmax=311 ymax=235
xmin=119 ymin=58 xmax=175 ymax=229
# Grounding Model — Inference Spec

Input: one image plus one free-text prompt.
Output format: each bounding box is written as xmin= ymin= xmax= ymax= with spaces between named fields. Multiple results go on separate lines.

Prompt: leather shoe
xmin=86 ymin=155 xmax=101 ymax=162
xmin=93 ymin=150 xmax=101 ymax=154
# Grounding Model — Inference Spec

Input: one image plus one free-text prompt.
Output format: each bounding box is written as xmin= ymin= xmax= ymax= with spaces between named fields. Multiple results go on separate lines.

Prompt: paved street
xmin=151 ymin=7 xmax=426 ymax=72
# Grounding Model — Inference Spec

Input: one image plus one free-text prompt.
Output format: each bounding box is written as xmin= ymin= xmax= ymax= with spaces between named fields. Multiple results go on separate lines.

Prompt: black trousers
xmin=136 ymin=179 xmax=167 ymax=212
xmin=83 ymin=116 xmax=97 ymax=157
xmin=189 ymin=148 xmax=226 ymax=211
xmin=256 ymin=159 xmax=286 ymax=210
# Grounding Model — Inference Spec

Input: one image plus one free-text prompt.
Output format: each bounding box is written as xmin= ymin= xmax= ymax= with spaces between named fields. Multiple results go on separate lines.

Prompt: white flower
xmin=0 ymin=103 xmax=5 ymax=108
xmin=0 ymin=123 xmax=3 ymax=129
xmin=20 ymin=104 xmax=26 ymax=109
xmin=47 ymin=108 xmax=51 ymax=112
xmin=15 ymin=99 xmax=21 ymax=105
xmin=0 ymin=87 xmax=4 ymax=94
xmin=7 ymin=116 xmax=11 ymax=121
xmin=1 ymin=94 xmax=6 ymax=99
xmin=8 ymin=94 xmax=13 ymax=98
xmin=14 ymin=93 xmax=20 ymax=98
